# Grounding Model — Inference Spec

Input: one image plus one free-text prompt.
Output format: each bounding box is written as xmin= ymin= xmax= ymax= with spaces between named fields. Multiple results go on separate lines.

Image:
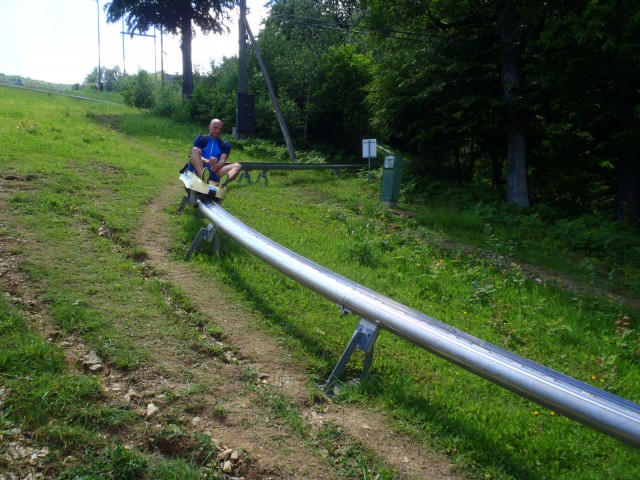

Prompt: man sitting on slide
xmin=189 ymin=118 xmax=241 ymax=187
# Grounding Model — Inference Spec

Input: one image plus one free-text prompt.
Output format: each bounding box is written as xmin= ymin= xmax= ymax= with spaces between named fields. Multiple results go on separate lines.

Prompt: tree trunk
xmin=180 ymin=12 xmax=193 ymax=99
xmin=499 ymin=0 xmax=529 ymax=207
xmin=615 ymin=67 xmax=640 ymax=227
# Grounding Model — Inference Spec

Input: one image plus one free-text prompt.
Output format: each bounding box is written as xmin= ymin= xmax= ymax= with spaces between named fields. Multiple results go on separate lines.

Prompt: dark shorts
xmin=187 ymin=163 xmax=220 ymax=182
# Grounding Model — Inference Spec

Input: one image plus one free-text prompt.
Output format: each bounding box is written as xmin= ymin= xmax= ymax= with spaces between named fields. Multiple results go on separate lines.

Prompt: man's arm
xmin=210 ymin=152 xmax=228 ymax=173
xmin=210 ymin=140 xmax=232 ymax=173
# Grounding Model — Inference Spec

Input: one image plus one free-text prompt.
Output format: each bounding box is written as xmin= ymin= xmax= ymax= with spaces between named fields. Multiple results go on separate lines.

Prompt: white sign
xmin=362 ymin=139 xmax=377 ymax=158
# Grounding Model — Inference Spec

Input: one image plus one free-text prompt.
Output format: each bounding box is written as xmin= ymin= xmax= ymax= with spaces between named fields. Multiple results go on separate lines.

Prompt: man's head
xmin=209 ymin=118 xmax=223 ymax=138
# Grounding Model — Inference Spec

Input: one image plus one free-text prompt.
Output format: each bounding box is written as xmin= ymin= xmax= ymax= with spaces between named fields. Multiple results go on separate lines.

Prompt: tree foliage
xmin=104 ymin=0 xmax=236 ymax=98
xmin=84 ymin=66 xmax=123 ymax=91
xmin=356 ymin=0 xmax=639 ymax=225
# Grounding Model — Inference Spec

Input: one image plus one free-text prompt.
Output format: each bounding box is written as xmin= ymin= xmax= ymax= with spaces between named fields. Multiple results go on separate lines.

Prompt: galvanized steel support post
xmin=323 ymin=317 xmax=380 ymax=397
xmin=184 ymin=222 xmax=219 ymax=260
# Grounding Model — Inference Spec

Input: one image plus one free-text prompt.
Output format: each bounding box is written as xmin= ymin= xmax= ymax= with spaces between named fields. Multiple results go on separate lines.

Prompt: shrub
xmin=117 ymin=70 xmax=158 ymax=110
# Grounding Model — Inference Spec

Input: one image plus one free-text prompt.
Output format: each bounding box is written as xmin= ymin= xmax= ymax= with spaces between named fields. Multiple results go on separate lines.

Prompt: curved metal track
xmin=197 ymin=199 xmax=640 ymax=447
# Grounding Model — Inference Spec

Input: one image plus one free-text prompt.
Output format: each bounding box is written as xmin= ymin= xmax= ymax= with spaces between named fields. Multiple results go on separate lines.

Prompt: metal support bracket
xmin=184 ymin=221 xmax=219 ymax=260
xmin=322 ymin=317 xmax=380 ymax=397
xmin=178 ymin=189 xmax=200 ymax=214
xmin=178 ymin=195 xmax=189 ymax=213
xmin=238 ymin=171 xmax=253 ymax=185
xmin=256 ymin=170 xmax=269 ymax=186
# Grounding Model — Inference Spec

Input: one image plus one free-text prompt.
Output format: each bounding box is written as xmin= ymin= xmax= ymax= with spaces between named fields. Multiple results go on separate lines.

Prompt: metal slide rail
xmin=237 ymin=162 xmax=367 ymax=185
xmin=196 ymin=199 xmax=640 ymax=447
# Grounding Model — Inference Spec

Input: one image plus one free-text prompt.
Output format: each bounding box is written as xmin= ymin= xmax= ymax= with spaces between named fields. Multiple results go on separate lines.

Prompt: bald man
xmin=188 ymin=118 xmax=241 ymax=186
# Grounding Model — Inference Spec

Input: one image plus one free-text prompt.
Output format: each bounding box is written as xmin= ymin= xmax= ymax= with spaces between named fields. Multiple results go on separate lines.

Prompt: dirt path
xmin=130 ymin=181 xmax=460 ymax=479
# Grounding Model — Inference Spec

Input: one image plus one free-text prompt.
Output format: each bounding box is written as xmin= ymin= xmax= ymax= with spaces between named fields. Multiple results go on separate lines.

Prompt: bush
xmin=153 ymin=81 xmax=187 ymax=122
xmin=117 ymin=70 xmax=158 ymax=110
xmin=551 ymin=215 xmax=640 ymax=262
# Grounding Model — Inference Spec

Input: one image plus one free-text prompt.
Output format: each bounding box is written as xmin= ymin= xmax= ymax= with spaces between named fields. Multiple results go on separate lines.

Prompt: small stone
xmin=217 ymin=448 xmax=233 ymax=461
xmin=230 ymin=449 xmax=239 ymax=461
xmin=191 ymin=416 xmax=202 ymax=426
xmin=126 ymin=388 xmax=140 ymax=398
xmin=146 ymin=403 xmax=159 ymax=417
xmin=88 ymin=363 xmax=104 ymax=373
xmin=82 ymin=351 xmax=102 ymax=365
xmin=222 ymin=460 xmax=233 ymax=473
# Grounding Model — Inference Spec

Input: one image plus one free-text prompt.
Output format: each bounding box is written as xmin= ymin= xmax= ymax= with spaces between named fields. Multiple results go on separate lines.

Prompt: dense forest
xmin=98 ymin=0 xmax=640 ymax=229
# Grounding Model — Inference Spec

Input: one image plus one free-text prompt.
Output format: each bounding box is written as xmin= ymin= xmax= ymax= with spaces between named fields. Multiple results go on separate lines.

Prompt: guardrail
xmin=237 ymin=162 xmax=367 ymax=185
xmin=193 ymin=198 xmax=640 ymax=448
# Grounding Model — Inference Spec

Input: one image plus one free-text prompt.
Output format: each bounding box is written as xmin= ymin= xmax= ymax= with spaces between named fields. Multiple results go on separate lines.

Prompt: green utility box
xmin=380 ymin=154 xmax=403 ymax=207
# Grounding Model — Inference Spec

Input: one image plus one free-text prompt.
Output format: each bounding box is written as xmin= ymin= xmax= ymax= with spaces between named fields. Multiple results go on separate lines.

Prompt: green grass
xmin=0 ymin=86 xmax=248 ymax=477
xmin=177 ymin=170 xmax=639 ymax=479
xmin=2 ymin=84 xmax=639 ymax=479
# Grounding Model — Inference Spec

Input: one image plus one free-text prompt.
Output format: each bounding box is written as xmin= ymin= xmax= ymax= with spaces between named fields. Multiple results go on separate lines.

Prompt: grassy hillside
xmin=1 ymin=85 xmax=638 ymax=479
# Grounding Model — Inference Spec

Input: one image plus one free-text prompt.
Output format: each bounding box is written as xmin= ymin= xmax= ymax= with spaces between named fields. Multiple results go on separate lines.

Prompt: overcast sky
xmin=0 ymin=0 xmax=269 ymax=85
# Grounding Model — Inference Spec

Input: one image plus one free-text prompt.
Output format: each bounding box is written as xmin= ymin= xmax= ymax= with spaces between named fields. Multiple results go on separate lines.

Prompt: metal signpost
xmin=362 ymin=139 xmax=376 ymax=181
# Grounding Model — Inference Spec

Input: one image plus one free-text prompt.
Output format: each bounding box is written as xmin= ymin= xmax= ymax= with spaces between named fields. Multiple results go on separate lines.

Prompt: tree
xmin=308 ymin=44 xmax=373 ymax=149
xmin=104 ymin=0 xmax=236 ymax=99
xmin=499 ymin=0 xmax=529 ymax=207
xmin=254 ymin=0 xmax=353 ymax=148
xmin=525 ymin=0 xmax=640 ymax=225
xmin=363 ymin=0 xmax=503 ymax=183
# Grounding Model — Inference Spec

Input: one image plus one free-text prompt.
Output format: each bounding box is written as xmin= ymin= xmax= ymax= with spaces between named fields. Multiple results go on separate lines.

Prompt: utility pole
xmin=160 ymin=27 xmax=164 ymax=85
xmin=235 ymin=0 xmax=251 ymax=140
xmin=96 ymin=0 xmax=102 ymax=90
xmin=238 ymin=0 xmax=247 ymax=95
xmin=122 ymin=18 xmax=126 ymax=75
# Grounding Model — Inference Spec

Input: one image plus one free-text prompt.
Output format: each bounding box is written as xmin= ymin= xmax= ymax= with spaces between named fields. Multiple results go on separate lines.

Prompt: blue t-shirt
xmin=188 ymin=135 xmax=232 ymax=180
xmin=193 ymin=135 xmax=232 ymax=162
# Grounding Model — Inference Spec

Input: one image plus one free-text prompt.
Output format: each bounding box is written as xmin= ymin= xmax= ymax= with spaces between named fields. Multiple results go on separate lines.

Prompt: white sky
xmin=0 ymin=0 xmax=269 ymax=85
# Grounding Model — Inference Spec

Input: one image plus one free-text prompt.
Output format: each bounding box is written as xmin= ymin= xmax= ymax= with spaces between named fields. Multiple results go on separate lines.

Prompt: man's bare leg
xmin=189 ymin=150 xmax=210 ymax=182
